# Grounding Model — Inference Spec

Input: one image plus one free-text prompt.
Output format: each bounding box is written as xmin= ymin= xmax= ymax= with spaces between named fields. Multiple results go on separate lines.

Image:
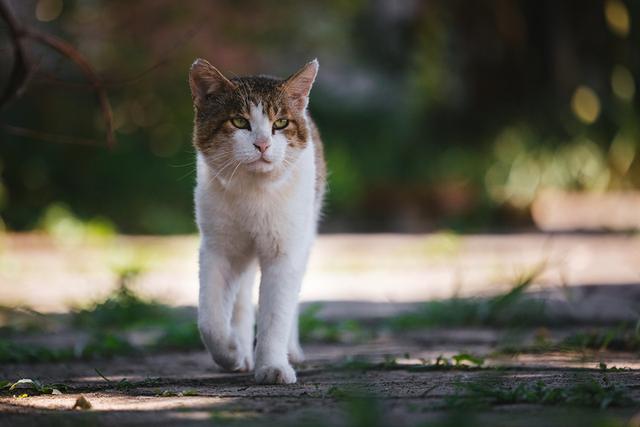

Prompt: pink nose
xmin=253 ymin=140 xmax=270 ymax=154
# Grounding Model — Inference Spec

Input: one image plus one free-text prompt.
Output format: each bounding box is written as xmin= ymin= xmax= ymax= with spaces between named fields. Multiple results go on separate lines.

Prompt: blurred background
xmin=1 ymin=3 xmax=640 ymax=423
xmin=1 ymin=0 xmax=638 ymax=235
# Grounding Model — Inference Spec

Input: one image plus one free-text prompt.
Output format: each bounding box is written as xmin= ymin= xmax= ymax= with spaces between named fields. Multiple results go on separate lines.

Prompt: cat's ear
xmin=281 ymin=59 xmax=319 ymax=110
xmin=189 ymin=58 xmax=236 ymax=107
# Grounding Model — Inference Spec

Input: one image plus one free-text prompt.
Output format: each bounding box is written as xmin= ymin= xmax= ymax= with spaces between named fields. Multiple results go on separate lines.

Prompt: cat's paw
xmin=254 ymin=363 xmax=297 ymax=384
xmin=288 ymin=344 xmax=305 ymax=364
xmin=235 ymin=350 xmax=254 ymax=373
xmin=207 ymin=335 xmax=252 ymax=372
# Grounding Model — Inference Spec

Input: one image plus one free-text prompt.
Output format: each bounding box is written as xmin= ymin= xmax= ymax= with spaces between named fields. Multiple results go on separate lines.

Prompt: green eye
xmin=273 ymin=118 xmax=289 ymax=130
xmin=231 ymin=117 xmax=250 ymax=129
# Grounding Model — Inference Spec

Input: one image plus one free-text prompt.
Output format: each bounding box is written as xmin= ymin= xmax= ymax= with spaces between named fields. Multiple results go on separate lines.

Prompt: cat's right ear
xmin=189 ymin=59 xmax=236 ymax=107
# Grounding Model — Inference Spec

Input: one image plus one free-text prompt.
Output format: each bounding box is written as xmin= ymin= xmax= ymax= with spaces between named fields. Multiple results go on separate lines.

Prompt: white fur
xmin=195 ymin=103 xmax=318 ymax=384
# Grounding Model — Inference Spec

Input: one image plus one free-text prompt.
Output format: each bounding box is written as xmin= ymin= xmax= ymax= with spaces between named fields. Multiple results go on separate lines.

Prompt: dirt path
xmin=2 ymin=330 xmax=640 ymax=426
xmin=2 ymin=232 xmax=640 ymax=425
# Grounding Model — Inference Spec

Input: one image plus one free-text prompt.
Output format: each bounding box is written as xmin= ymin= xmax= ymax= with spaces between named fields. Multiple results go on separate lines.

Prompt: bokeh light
xmin=611 ymin=65 xmax=636 ymax=101
xmin=571 ymin=86 xmax=601 ymax=124
xmin=604 ymin=0 xmax=630 ymax=38
xmin=35 ymin=0 xmax=63 ymax=22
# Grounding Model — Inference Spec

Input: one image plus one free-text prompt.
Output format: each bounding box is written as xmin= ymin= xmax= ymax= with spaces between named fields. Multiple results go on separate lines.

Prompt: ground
xmin=1 ymin=330 xmax=639 ymax=426
xmin=0 ymin=232 xmax=639 ymax=426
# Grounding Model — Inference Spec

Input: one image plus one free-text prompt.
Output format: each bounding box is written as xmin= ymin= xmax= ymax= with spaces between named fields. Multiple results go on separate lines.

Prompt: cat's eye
xmin=230 ymin=117 xmax=250 ymax=130
xmin=273 ymin=118 xmax=289 ymax=130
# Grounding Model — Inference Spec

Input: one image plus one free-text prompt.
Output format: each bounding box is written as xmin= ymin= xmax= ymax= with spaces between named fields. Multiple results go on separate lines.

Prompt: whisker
xmin=208 ymin=159 xmax=236 ymax=186
xmin=177 ymin=166 xmax=197 ymax=181
xmin=225 ymin=161 xmax=242 ymax=192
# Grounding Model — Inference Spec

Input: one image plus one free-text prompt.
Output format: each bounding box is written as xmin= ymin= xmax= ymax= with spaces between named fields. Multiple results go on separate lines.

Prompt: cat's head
xmin=189 ymin=59 xmax=318 ymax=178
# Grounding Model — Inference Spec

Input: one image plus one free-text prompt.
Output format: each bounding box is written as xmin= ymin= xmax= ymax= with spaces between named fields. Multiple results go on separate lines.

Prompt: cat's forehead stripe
xmin=230 ymin=76 xmax=286 ymax=117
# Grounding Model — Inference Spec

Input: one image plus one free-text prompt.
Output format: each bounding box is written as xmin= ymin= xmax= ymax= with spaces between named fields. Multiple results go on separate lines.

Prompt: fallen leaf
xmin=9 ymin=379 xmax=40 ymax=391
xmin=73 ymin=395 xmax=92 ymax=410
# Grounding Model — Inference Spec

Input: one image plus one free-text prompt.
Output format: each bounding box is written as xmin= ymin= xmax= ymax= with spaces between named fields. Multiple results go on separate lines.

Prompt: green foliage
xmin=39 ymin=203 xmax=116 ymax=243
xmin=451 ymin=353 xmax=485 ymax=367
xmin=80 ymin=333 xmax=135 ymax=359
xmin=94 ymin=368 xmax=163 ymax=391
xmin=299 ymin=303 xmax=368 ymax=343
xmin=0 ymin=278 xmax=203 ymax=363
xmin=486 ymin=126 xmax=640 ymax=209
xmin=72 ymin=268 xmax=169 ymax=330
xmin=0 ymin=339 xmax=74 ymax=363
xmin=152 ymin=321 xmax=202 ymax=351
xmin=498 ymin=325 xmax=640 ymax=355
xmin=324 ymin=387 xmax=384 ymax=427
xmin=562 ymin=328 xmax=640 ymax=352
xmin=336 ymin=353 xmax=485 ymax=372
xmin=0 ymin=306 xmax=47 ymax=337
xmin=0 ymin=332 xmax=135 ymax=364
xmin=3 ymin=2 xmax=640 ymax=233
xmin=0 ymin=378 xmax=69 ymax=396
xmin=448 ymin=376 xmax=633 ymax=409
xmin=389 ymin=266 xmax=546 ymax=330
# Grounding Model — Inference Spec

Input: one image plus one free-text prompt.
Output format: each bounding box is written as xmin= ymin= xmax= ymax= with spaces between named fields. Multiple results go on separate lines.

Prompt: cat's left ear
xmin=281 ymin=59 xmax=319 ymax=110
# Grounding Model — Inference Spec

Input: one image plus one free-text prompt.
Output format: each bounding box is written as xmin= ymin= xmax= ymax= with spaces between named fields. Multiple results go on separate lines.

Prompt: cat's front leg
xmin=288 ymin=304 xmax=305 ymax=364
xmin=230 ymin=261 xmax=257 ymax=372
xmin=254 ymin=253 xmax=307 ymax=384
xmin=198 ymin=245 xmax=253 ymax=372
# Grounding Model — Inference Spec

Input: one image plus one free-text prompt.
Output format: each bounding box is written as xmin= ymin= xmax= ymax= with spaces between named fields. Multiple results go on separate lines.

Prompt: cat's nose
xmin=253 ymin=140 xmax=270 ymax=154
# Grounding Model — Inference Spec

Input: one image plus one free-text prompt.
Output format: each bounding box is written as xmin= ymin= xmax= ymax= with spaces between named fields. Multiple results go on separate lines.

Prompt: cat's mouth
xmin=245 ymin=156 xmax=274 ymax=168
xmin=248 ymin=157 xmax=272 ymax=164
xmin=245 ymin=156 xmax=276 ymax=173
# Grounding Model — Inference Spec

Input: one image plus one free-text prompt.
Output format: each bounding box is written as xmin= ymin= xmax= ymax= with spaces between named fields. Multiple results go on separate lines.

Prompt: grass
xmin=336 ymin=353 xmax=486 ymax=372
xmin=94 ymin=368 xmax=163 ymax=391
xmin=0 ymin=266 xmax=206 ymax=364
xmin=388 ymin=265 xmax=547 ymax=330
xmin=2 ymin=259 xmax=637 ymax=369
xmin=0 ymin=306 xmax=47 ymax=337
xmin=72 ymin=267 xmax=171 ymax=330
xmin=447 ymin=375 xmax=634 ymax=409
xmin=152 ymin=320 xmax=202 ymax=351
xmin=0 ymin=332 xmax=134 ymax=363
xmin=0 ymin=339 xmax=74 ymax=363
xmin=562 ymin=328 xmax=640 ymax=352
xmin=497 ymin=325 xmax=640 ymax=356
xmin=0 ymin=378 xmax=69 ymax=396
xmin=299 ymin=303 xmax=369 ymax=343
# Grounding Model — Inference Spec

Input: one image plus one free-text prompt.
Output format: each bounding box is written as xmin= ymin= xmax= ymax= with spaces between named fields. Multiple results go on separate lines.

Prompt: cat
xmin=188 ymin=58 xmax=326 ymax=384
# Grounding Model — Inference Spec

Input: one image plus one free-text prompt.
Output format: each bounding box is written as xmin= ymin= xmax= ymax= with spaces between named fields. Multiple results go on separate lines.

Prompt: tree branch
xmin=26 ymin=30 xmax=115 ymax=148
xmin=0 ymin=0 xmax=30 ymax=109
xmin=1 ymin=124 xmax=103 ymax=146
xmin=0 ymin=0 xmax=116 ymax=148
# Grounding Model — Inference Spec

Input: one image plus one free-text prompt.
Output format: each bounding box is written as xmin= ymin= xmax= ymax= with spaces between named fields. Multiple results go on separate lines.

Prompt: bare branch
xmin=1 ymin=123 xmax=103 ymax=146
xmin=30 ymin=21 xmax=205 ymax=90
xmin=0 ymin=0 xmax=116 ymax=148
xmin=0 ymin=0 xmax=30 ymax=109
xmin=26 ymin=30 xmax=116 ymax=148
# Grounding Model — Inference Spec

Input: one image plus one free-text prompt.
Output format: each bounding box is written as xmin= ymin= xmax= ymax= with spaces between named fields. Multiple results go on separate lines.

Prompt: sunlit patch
xmin=35 ymin=0 xmax=63 ymax=22
xmin=611 ymin=65 xmax=635 ymax=101
xmin=604 ymin=0 xmax=630 ymax=38
xmin=571 ymin=86 xmax=600 ymax=124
